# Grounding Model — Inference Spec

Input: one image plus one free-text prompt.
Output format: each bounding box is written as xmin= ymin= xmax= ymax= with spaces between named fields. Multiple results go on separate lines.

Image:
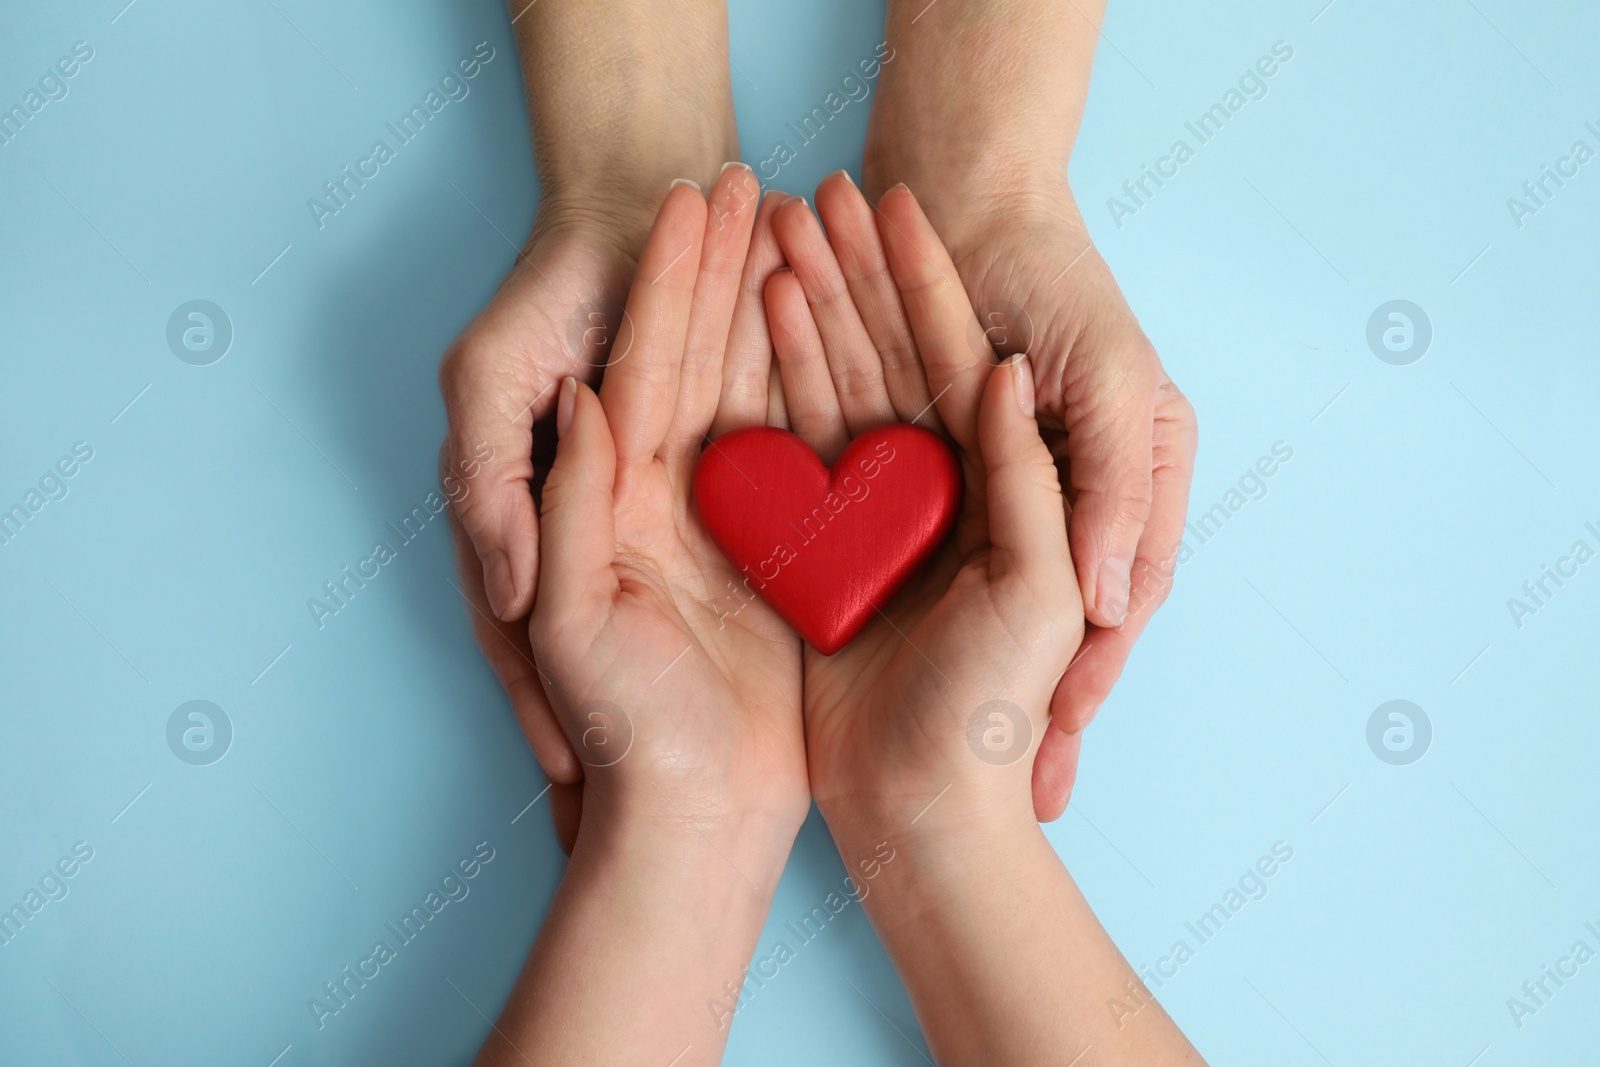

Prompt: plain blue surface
xmin=3 ymin=1 xmax=1598 ymax=1064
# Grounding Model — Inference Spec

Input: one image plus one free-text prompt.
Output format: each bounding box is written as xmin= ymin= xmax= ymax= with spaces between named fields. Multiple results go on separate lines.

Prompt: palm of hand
xmin=541 ymin=452 xmax=805 ymax=823
xmin=943 ymin=197 xmax=1197 ymax=819
xmin=801 ymin=485 xmax=991 ymax=811
xmin=749 ymin=181 xmax=1089 ymax=821
xmin=529 ymin=174 xmax=810 ymax=840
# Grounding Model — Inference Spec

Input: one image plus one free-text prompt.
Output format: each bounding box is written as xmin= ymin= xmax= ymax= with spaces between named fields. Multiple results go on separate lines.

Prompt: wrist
xmin=579 ymin=776 xmax=806 ymax=891
xmin=823 ymin=793 xmax=1048 ymax=934
xmin=534 ymin=144 xmax=736 ymax=259
xmin=862 ymin=121 xmax=1068 ymax=212
xmin=517 ymin=0 xmax=740 ymax=259
xmin=511 ymin=774 xmax=799 ymax=1065
xmin=864 ymin=0 xmax=1093 ymax=234
xmin=863 ymin=114 xmax=1081 ymax=256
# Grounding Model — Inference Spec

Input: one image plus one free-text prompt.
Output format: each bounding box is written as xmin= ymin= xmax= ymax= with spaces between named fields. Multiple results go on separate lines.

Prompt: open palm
xmin=764 ymin=183 xmax=1086 ymax=822
xmin=530 ymin=172 xmax=808 ymax=842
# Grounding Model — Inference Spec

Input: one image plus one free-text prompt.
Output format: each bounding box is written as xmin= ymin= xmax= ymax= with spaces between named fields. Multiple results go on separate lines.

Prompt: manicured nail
xmin=1097 ymin=553 xmax=1133 ymax=627
xmin=720 ymin=161 xmax=752 ymax=174
xmin=831 ymin=168 xmax=856 ymax=187
xmin=484 ymin=550 xmax=512 ymax=617
xmin=670 ymin=177 xmax=702 ymax=192
xmin=1012 ymin=353 xmax=1035 ymax=416
xmin=556 ymin=376 xmax=577 ymax=438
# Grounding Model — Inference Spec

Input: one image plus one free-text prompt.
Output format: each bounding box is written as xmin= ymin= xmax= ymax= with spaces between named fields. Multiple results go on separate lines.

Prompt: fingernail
xmin=1011 ymin=353 xmax=1035 ymax=416
xmin=720 ymin=161 xmax=751 ymax=175
xmin=556 ymin=376 xmax=577 ymax=438
xmin=484 ymin=550 xmax=512 ymax=617
xmin=1097 ymin=554 xmax=1133 ymax=627
xmin=670 ymin=177 xmax=702 ymax=192
xmin=831 ymin=168 xmax=856 ymax=187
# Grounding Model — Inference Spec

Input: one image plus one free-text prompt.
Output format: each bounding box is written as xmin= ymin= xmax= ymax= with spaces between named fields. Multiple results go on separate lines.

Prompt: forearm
xmin=511 ymin=0 xmax=739 ymax=241
xmin=478 ymin=795 xmax=793 ymax=1065
xmin=825 ymin=806 xmax=1202 ymax=1066
xmin=865 ymin=0 xmax=1102 ymax=211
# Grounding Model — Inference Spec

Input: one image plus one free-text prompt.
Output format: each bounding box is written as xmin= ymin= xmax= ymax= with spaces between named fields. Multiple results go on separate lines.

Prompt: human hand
xmin=765 ymin=183 xmax=1084 ymax=835
xmin=440 ymin=0 xmax=743 ymax=836
xmin=863 ymin=0 xmax=1198 ymax=818
xmin=527 ymin=170 xmax=807 ymax=848
xmin=867 ymin=183 xmax=1197 ymax=818
xmin=439 ymin=210 xmax=637 ymax=838
xmin=473 ymin=170 xmax=814 ymax=1067
xmin=764 ymin=183 xmax=1205 ymax=1067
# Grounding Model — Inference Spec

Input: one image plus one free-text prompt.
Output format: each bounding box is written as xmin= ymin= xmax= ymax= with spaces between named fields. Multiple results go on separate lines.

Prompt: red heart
xmin=692 ymin=424 xmax=962 ymax=654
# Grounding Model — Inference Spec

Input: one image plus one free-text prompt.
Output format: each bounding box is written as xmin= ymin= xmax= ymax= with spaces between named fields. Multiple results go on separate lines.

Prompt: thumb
xmin=1061 ymin=347 xmax=1157 ymax=629
xmin=439 ymin=345 xmax=551 ymax=622
xmin=534 ymin=377 xmax=618 ymax=628
xmin=978 ymin=354 xmax=1075 ymax=591
xmin=1031 ymin=725 xmax=1081 ymax=823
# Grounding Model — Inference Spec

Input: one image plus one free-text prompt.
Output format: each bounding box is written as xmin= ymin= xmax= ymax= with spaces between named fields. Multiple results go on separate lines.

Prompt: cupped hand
xmin=528 ymin=171 xmax=808 ymax=853
xmin=850 ymin=168 xmax=1198 ymax=819
xmin=438 ymin=203 xmax=640 ymax=829
xmin=765 ymin=183 xmax=1086 ymax=829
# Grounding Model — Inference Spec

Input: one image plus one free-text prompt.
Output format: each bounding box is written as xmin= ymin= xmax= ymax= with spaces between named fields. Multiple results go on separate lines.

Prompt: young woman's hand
xmin=476 ymin=170 xmax=805 ymax=1067
xmin=530 ymin=171 xmax=805 ymax=844
xmin=767 ymin=179 xmax=1204 ymax=1067
xmin=767 ymin=180 xmax=1084 ymax=841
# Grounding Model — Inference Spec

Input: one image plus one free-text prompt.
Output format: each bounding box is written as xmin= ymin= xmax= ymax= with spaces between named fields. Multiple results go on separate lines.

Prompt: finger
xmin=874 ymin=184 xmax=990 ymax=452
xmin=766 ymin=269 xmax=850 ymax=462
xmin=812 ymin=171 xmax=936 ymax=428
xmin=549 ymin=780 xmax=583 ymax=856
xmin=766 ymin=359 xmax=790 ymax=430
xmin=772 ymin=195 xmax=897 ymax=434
xmin=977 ymin=354 xmax=1074 ymax=590
xmin=1050 ymin=380 xmax=1197 ymax=734
xmin=713 ymin=189 xmax=790 ymax=437
xmin=1031 ymin=724 xmax=1081 ymax=823
xmin=1063 ymin=331 xmax=1159 ymax=629
xmin=599 ymin=180 xmax=708 ymax=468
xmin=439 ymin=346 xmax=545 ymax=620
xmin=534 ymin=378 xmax=619 ymax=627
xmin=441 ymin=455 xmax=580 ymax=785
xmin=666 ymin=163 xmax=761 ymax=463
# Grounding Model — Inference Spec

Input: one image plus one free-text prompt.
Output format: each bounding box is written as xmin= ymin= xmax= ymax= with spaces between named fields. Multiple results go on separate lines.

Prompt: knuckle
xmin=438 ymin=337 xmax=482 ymax=403
xmin=876 ymin=336 xmax=921 ymax=377
xmin=830 ymin=360 xmax=887 ymax=402
xmin=1078 ymin=483 xmax=1152 ymax=540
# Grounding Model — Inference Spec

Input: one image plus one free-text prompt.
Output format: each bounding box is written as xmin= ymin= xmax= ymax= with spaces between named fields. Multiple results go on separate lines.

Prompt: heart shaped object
xmin=692 ymin=424 xmax=962 ymax=654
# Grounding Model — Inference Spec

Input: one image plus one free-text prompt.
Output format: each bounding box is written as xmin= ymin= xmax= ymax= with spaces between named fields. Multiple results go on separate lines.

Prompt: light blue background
xmin=3 ymin=1 xmax=1596 ymax=1064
